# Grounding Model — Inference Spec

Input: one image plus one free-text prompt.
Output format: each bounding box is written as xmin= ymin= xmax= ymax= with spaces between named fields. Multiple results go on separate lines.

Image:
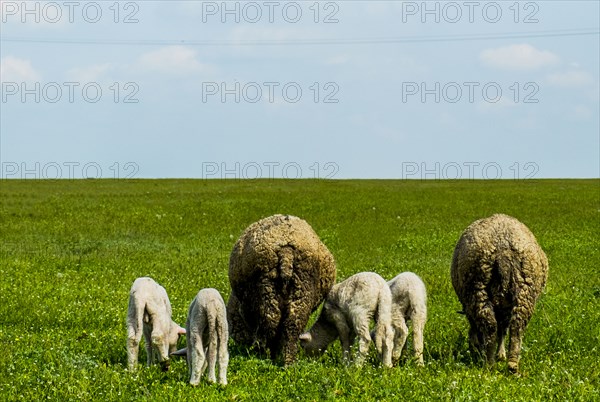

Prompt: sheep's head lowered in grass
xmin=299 ymin=313 xmax=338 ymax=357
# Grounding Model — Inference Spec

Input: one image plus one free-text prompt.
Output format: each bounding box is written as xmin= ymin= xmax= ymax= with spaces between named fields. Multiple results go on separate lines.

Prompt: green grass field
xmin=0 ymin=179 xmax=598 ymax=401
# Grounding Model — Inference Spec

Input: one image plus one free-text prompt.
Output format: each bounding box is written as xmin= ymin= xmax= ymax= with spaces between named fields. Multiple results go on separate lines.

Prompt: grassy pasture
xmin=0 ymin=179 xmax=598 ymax=401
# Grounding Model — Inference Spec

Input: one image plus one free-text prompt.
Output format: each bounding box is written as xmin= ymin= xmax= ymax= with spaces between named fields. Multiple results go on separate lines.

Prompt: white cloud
xmin=138 ymin=46 xmax=211 ymax=74
xmin=0 ymin=56 xmax=41 ymax=82
xmin=546 ymin=70 xmax=594 ymax=88
xmin=480 ymin=44 xmax=559 ymax=71
xmin=67 ymin=63 xmax=113 ymax=82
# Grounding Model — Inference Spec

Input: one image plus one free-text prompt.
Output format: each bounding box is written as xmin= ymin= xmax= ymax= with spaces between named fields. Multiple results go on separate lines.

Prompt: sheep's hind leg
xmin=351 ymin=312 xmax=372 ymax=367
xmin=278 ymin=300 xmax=311 ymax=366
xmin=392 ymin=317 xmax=409 ymax=363
xmin=206 ymin=334 xmax=218 ymax=383
xmin=217 ymin=335 xmax=229 ymax=385
xmin=468 ymin=285 xmax=497 ymax=368
xmin=507 ymin=302 xmax=534 ymax=374
xmin=189 ymin=334 xmax=206 ymax=386
xmin=412 ymin=313 xmax=426 ymax=366
xmin=126 ymin=332 xmax=142 ymax=371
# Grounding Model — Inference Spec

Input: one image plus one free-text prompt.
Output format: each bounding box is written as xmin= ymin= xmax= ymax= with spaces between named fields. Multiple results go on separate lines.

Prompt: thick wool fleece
xmin=227 ymin=214 xmax=336 ymax=365
xmin=451 ymin=214 xmax=548 ymax=373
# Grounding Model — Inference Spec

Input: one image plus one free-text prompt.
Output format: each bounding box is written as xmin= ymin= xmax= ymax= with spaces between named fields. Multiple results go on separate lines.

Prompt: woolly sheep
xmin=172 ymin=288 xmax=229 ymax=385
xmin=375 ymin=272 xmax=427 ymax=366
xmin=126 ymin=277 xmax=185 ymax=371
xmin=300 ymin=272 xmax=394 ymax=368
xmin=451 ymin=214 xmax=548 ymax=373
xmin=227 ymin=214 xmax=336 ymax=366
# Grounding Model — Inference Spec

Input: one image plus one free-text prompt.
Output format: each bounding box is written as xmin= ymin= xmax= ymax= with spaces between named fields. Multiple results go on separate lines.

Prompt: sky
xmin=1 ymin=0 xmax=598 ymax=179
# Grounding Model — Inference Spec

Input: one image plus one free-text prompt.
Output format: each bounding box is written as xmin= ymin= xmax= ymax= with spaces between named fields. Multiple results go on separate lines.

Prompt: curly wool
xmin=227 ymin=214 xmax=336 ymax=365
xmin=451 ymin=214 xmax=548 ymax=373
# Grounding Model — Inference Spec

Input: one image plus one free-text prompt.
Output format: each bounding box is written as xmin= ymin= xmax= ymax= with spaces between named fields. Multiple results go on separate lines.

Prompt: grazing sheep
xmin=126 ymin=277 xmax=186 ymax=371
xmin=378 ymin=272 xmax=428 ymax=366
xmin=227 ymin=214 xmax=336 ymax=366
xmin=173 ymin=288 xmax=229 ymax=385
xmin=299 ymin=272 xmax=394 ymax=367
xmin=451 ymin=214 xmax=548 ymax=373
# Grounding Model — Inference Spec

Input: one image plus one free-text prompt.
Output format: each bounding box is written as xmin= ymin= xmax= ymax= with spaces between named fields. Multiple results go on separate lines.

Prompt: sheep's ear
xmin=171 ymin=348 xmax=187 ymax=357
xmin=177 ymin=326 xmax=187 ymax=335
xmin=299 ymin=333 xmax=312 ymax=342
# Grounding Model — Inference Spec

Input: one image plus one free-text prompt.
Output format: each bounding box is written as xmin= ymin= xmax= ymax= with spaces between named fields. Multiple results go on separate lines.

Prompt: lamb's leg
xmin=189 ymin=330 xmax=206 ymax=386
xmin=143 ymin=324 xmax=153 ymax=367
xmin=126 ymin=324 xmax=142 ymax=371
xmin=392 ymin=317 xmax=409 ymax=363
xmin=412 ymin=315 xmax=425 ymax=366
xmin=380 ymin=324 xmax=394 ymax=368
xmin=350 ymin=312 xmax=371 ymax=367
xmin=206 ymin=331 xmax=218 ymax=383
xmin=217 ymin=334 xmax=229 ymax=385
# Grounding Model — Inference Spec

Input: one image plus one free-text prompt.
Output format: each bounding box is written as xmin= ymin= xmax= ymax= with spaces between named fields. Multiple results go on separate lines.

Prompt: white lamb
xmin=299 ymin=272 xmax=394 ymax=367
xmin=386 ymin=272 xmax=427 ymax=366
xmin=172 ymin=288 xmax=229 ymax=385
xmin=126 ymin=277 xmax=185 ymax=371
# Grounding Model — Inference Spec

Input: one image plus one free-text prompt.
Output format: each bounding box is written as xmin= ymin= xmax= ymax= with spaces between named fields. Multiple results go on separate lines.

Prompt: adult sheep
xmin=451 ymin=214 xmax=548 ymax=373
xmin=227 ymin=214 xmax=336 ymax=365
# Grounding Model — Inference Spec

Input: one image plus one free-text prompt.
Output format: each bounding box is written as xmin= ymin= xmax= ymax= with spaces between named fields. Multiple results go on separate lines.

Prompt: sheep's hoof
xmin=507 ymin=361 xmax=519 ymax=374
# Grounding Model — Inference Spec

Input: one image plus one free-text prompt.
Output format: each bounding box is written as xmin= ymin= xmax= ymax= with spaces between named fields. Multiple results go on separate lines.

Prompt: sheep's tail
xmin=493 ymin=248 xmax=516 ymax=299
xmin=277 ymin=246 xmax=295 ymax=286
